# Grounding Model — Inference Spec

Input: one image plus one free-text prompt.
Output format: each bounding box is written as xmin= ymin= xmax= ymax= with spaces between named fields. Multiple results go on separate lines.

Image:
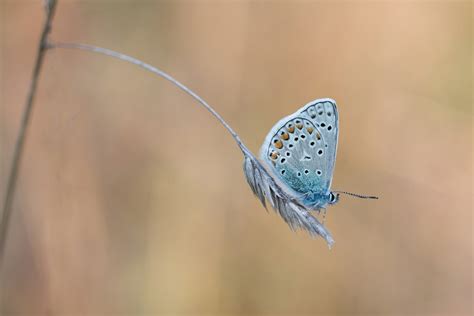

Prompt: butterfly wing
xmin=260 ymin=98 xmax=339 ymax=208
xmin=243 ymin=153 xmax=335 ymax=247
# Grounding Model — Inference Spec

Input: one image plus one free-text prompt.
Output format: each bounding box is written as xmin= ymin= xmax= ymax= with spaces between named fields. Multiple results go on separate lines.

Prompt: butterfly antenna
xmin=334 ymin=191 xmax=379 ymax=199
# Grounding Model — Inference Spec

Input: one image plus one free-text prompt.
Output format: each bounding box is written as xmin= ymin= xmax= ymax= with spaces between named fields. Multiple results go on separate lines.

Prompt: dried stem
xmin=0 ymin=0 xmax=57 ymax=272
xmin=47 ymin=41 xmax=334 ymax=246
xmin=47 ymin=42 xmax=333 ymax=246
xmin=48 ymin=42 xmax=251 ymax=156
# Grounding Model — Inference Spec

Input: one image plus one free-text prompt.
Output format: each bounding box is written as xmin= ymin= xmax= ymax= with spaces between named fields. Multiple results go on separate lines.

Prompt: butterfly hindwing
xmin=260 ymin=99 xmax=338 ymax=208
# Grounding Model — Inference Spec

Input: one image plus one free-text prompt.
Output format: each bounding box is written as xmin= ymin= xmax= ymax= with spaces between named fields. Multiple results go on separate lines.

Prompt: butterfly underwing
xmin=260 ymin=98 xmax=339 ymax=210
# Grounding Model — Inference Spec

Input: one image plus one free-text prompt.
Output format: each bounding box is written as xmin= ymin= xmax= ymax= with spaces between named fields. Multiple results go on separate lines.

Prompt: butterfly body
xmin=259 ymin=98 xmax=339 ymax=211
xmin=301 ymin=192 xmax=333 ymax=209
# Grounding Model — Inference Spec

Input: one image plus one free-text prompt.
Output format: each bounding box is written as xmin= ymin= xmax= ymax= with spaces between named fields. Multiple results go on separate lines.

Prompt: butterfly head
xmin=301 ymin=191 xmax=339 ymax=209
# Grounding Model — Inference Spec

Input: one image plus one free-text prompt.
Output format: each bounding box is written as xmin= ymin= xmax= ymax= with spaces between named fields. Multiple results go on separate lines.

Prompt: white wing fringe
xmin=243 ymin=155 xmax=334 ymax=248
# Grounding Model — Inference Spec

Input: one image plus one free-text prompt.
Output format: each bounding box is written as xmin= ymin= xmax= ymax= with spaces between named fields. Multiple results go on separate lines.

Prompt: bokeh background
xmin=1 ymin=0 xmax=472 ymax=315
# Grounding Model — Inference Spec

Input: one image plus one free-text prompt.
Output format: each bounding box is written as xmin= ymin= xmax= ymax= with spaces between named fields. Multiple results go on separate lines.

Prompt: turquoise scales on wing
xmin=260 ymin=99 xmax=339 ymax=209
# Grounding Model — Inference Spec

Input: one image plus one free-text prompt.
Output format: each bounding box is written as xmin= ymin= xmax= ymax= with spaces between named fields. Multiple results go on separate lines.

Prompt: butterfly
xmin=243 ymin=98 xmax=378 ymax=247
xmin=260 ymin=98 xmax=340 ymax=210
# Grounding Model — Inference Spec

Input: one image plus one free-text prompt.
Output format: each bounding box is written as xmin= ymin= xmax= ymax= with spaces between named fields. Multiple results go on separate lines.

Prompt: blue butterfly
xmin=243 ymin=98 xmax=377 ymax=247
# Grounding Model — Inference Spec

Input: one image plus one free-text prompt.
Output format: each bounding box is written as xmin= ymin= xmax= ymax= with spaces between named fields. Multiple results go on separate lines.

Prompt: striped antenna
xmin=334 ymin=191 xmax=379 ymax=199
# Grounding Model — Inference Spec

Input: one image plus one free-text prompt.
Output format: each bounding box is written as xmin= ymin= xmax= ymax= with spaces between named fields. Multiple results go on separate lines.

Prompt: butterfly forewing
xmin=260 ymin=99 xmax=339 ymax=205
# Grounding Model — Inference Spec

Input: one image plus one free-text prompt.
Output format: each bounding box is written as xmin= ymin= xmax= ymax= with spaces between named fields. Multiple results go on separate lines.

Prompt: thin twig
xmin=0 ymin=0 xmax=57 ymax=272
xmin=48 ymin=42 xmax=250 ymax=155
xmin=47 ymin=41 xmax=335 ymax=246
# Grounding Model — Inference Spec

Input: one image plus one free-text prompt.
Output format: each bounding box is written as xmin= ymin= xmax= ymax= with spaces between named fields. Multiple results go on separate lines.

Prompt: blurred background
xmin=0 ymin=0 xmax=472 ymax=315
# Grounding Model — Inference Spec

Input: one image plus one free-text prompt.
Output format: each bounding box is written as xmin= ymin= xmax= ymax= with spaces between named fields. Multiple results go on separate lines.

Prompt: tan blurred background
xmin=0 ymin=0 xmax=472 ymax=315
